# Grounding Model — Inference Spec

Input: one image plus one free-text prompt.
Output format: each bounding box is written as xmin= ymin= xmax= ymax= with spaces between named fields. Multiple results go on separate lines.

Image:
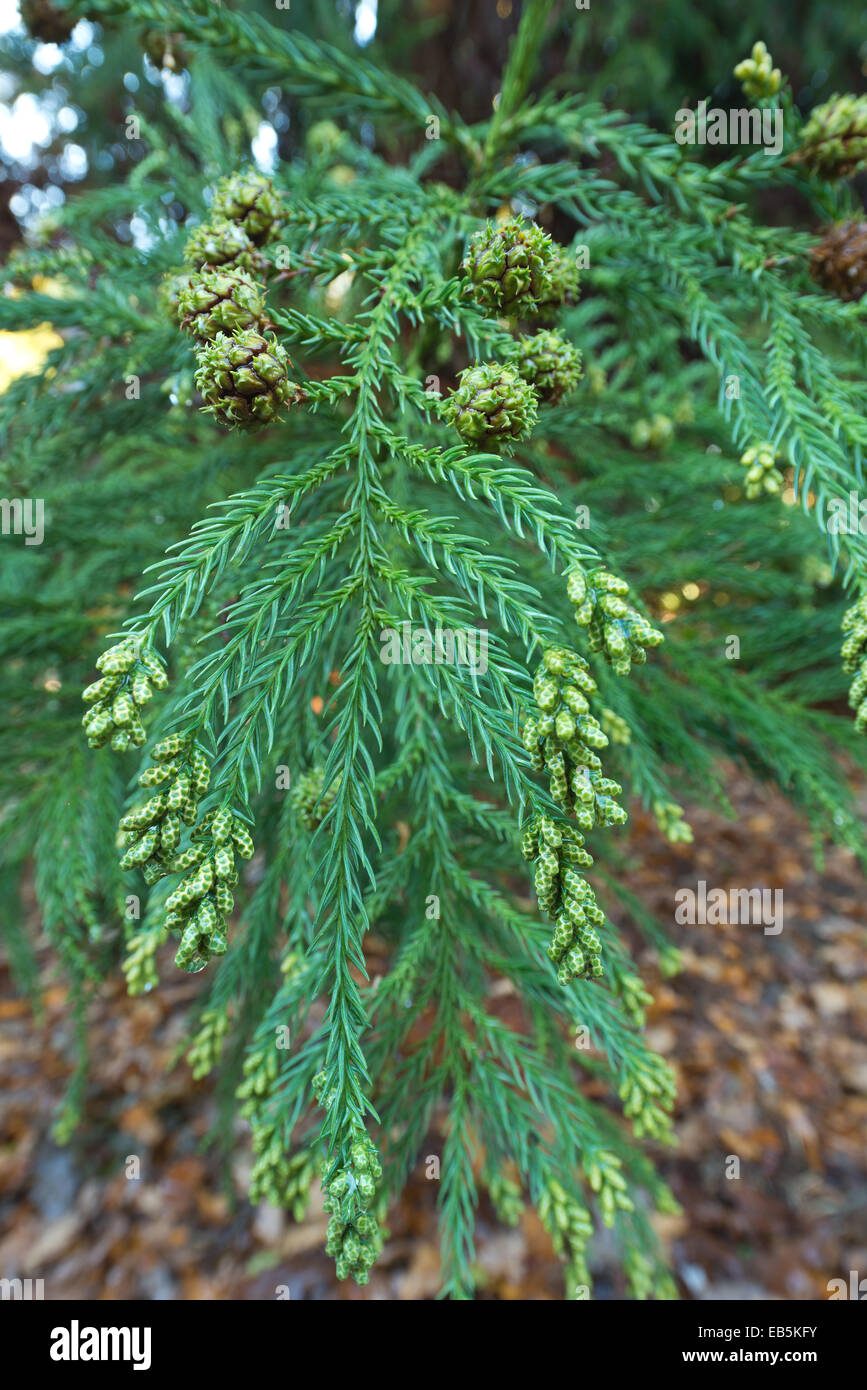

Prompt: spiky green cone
xmin=195 ymin=329 xmax=303 ymax=430
xmin=540 ymin=249 xmax=581 ymax=312
xmin=211 ymin=171 xmax=282 ymax=246
xmin=20 ymin=0 xmax=74 ymax=43
xmin=443 ymin=363 xmax=538 ymax=449
xmin=159 ymin=270 xmax=193 ymax=324
xmin=177 ymin=267 xmax=266 ymax=342
xmin=514 ymin=331 xmax=583 ymax=403
xmin=797 ymin=94 xmax=867 ymax=180
xmin=463 ymin=217 xmax=562 ymax=317
xmin=184 ymin=217 xmax=256 ymax=272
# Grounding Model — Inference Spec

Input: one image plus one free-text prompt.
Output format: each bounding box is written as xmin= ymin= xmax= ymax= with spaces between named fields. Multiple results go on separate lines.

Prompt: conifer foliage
xmin=3 ymin=0 xmax=867 ymax=1298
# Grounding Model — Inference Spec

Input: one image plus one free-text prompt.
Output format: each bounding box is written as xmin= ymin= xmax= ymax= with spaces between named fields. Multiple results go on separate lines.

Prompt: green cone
xmin=159 ymin=270 xmax=193 ymax=324
xmin=541 ymin=249 xmax=581 ymax=312
xmin=177 ymin=267 xmax=266 ymax=341
xmin=463 ymin=217 xmax=563 ymax=317
xmin=443 ymin=362 xmax=538 ymax=448
xmin=514 ymin=330 xmax=583 ymax=403
xmin=184 ymin=217 xmax=256 ymax=271
xmin=797 ymin=94 xmax=867 ymax=180
xmin=211 ymin=171 xmax=282 ymax=246
xmin=195 ymin=328 xmax=302 ymax=429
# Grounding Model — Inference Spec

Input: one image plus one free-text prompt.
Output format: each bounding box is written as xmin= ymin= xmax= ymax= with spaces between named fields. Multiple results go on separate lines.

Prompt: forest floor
xmin=1 ymin=767 xmax=865 ymax=1300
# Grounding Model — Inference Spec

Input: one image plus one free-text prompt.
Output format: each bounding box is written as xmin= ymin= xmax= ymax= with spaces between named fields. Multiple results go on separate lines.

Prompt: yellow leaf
xmin=0 ymin=324 xmax=64 ymax=393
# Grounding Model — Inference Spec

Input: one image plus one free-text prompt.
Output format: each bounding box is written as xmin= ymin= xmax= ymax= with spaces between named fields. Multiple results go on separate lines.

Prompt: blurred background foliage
xmin=3 ymin=0 xmax=867 ymax=256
